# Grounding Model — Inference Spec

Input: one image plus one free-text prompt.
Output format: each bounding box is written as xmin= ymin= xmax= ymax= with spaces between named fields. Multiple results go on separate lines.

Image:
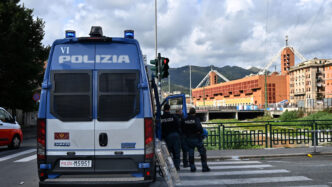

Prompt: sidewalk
xmin=201 ymin=146 xmax=332 ymax=160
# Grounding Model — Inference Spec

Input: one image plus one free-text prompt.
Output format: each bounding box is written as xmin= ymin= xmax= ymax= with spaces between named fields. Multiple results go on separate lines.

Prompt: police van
xmin=37 ymin=27 xmax=155 ymax=186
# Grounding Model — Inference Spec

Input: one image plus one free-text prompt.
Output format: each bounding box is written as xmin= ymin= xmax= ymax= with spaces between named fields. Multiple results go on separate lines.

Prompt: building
xmin=289 ymin=58 xmax=332 ymax=108
xmin=191 ymin=46 xmax=293 ymax=108
xmin=281 ymin=47 xmax=295 ymax=75
xmin=192 ymin=73 xmax=288 ymax=108
xmin=325 ymin=61 xmax=332 ymax=99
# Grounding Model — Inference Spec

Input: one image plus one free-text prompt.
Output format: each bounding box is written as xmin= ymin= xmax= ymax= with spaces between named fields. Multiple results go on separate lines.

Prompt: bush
xmin=302 ymin=111 xmax=332 ymax=121
xmin=279 ymin=110 xmax=301 ymax=121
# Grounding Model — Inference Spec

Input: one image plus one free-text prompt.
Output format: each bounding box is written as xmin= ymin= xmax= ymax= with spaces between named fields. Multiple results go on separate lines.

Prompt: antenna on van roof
xmin=89 ymin=26 xmax=103 ymax=37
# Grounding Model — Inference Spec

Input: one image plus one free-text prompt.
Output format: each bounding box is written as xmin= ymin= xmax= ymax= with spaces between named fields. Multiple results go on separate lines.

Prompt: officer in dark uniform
xmin=175 ymin=109 xmax=189 ymax=168
xmin=182 ymin=108 xmax=210 ymax=172
xmin=161 ymin=104 xmax=181 ymax=171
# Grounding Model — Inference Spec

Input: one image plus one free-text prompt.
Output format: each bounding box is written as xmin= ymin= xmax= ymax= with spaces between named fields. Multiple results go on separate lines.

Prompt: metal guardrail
xmin=202 ymin=120 xmax=332 ymax=150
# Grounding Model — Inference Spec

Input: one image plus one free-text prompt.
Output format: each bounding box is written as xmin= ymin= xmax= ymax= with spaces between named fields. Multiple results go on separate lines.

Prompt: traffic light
xmin=150 ymin=59 xmax=158 ymax=76
xmin=160 ymin=57 xmax=169 ymax=78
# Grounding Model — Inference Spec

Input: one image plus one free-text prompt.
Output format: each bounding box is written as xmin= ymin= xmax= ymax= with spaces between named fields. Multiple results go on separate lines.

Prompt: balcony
xmin=294 ymin=92 xmax=305 ymax=96
xmin=317 ymin=78 xmax=324 ymax=83
xmin=317 ymin=83 xmax=324 ymax=87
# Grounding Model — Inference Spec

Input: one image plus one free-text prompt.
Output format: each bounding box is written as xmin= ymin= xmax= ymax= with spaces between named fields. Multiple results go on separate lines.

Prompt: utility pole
xmin=264 ymin=72 xmax=268 ymax=112
xmin=154 ymin=0 xmax=162 ymax=101
xmin=189 ymin=65 xmax=192 ymax=104
xmin=168 ymin=74 xmax=170 ymax=93
xmin=203 ymin=87 xmax=205 ymax=106
xmin=154 ymin=0 xmax=157 ymax=59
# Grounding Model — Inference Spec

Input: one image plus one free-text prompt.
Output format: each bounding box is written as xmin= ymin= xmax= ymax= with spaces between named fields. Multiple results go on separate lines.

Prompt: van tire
xmin=9 ymin=135 xmax=21 ymax=149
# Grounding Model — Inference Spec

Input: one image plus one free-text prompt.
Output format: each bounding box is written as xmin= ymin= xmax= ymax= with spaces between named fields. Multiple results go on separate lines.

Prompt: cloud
xmin=20 ymin=0 xmax=332 ymax=72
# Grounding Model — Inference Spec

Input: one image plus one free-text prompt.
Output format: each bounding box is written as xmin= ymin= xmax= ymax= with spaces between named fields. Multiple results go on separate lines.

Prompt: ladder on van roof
xmin=156 ymin=139 xmax=180 ymax=187
xmin=151 ymin=77 xmax=180 ymax=186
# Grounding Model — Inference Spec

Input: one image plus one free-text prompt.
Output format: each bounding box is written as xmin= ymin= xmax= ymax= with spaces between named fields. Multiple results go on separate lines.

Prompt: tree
xmin=0 ymin=0 xmax=49 ymax=115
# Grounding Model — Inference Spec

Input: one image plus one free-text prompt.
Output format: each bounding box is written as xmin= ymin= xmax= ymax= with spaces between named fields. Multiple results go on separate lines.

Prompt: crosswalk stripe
xmin=0 ymin=149 xmax=35 ymax=162
xmin=14 ymin=154 xmax=37 ymax=162
xmin=177 ymin=176 xmax=311 ymax=186
xmin=285 ymin=185 xmax=329 ymax=187
xmin=194 ymin=164 xmax=272 ymax=170
xmin=179 ymin=169 xmax=289 ymax=177
xmin=195 ymin=161 xmax=261 ymax=165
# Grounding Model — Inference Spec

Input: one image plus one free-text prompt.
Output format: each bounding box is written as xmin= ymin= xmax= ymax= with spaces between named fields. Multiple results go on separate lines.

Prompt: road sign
xmin=33 ymin=93 xmax=40 ymax=102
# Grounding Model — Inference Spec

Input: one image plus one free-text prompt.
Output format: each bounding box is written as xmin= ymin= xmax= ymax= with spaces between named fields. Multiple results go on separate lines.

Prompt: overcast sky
xmin=21 ymin=0 xmax=332 ymax=71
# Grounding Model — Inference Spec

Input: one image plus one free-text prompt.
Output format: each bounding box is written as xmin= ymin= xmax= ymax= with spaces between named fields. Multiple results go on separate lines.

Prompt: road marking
xmin=0 ymin=149 xmax=35 ymax=162
xmin=14 ymin=154 xmax=37 ymax=162
xmin=285 ymin=185 xmax=329 ymax=187
xmin=177 ymin=176 xmax=311 ymax=186
xmin=195 ymin=161 xmax=262 ymax=165
xmin=179 ymin=169 xmax=289 ymax=177
xmin=231 ymin=156 xmax=240 ymax=160
xmin=194 ymin=164 xmax=272 ymax=170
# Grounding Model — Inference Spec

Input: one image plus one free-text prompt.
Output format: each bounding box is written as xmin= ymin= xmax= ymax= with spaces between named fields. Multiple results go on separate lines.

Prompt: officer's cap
xmin=189 ymin=107 xmax=196 ymax=115
xmin=164 ymin=104 xmax=170 ymax=111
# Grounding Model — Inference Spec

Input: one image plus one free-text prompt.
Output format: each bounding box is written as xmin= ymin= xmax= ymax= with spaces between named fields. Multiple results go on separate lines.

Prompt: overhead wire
xmin=295 ymin=0 xmax=326 ymax=60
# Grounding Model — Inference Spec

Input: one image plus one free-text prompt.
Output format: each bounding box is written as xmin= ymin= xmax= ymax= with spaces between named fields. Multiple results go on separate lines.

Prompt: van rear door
xmin=46 ymin=43 xmax=95 ymax=172
xmin=94 ymin=43 xmax=144 ymax=173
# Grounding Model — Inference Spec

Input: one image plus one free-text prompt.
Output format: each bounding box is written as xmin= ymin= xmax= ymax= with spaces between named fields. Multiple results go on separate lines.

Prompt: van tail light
xmin=37 ymin=118 xmax=46 ymax=160
xmin=144 ymin=118 xmax=154 ymax=160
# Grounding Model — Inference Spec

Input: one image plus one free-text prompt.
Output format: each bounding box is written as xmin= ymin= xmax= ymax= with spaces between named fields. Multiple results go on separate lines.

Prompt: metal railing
xmin=202 ymin=120 xmax=332 ymax=150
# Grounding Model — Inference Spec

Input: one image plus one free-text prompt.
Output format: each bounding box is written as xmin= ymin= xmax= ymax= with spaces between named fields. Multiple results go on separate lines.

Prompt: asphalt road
xmin=1 ymin=138 xmax=332 ymax=187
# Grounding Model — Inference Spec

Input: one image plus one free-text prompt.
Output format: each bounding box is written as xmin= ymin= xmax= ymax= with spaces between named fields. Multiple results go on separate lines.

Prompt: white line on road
xmin=179 ymin=169 xmax=289 ymax=177
xmin=177 ymin=176 xmax=311 ymax=186
xmin=195 ymin=161 xmax=262 ymax=165
xmin=195 ymin=164 xmax=272 ymax=170
xmin=14 ymin=154 xmax=37 ymax=162
xmin=0 ymin=149 xmax=35 ymax=162
xmin=285 ymin=185 xmax=329 ymax=187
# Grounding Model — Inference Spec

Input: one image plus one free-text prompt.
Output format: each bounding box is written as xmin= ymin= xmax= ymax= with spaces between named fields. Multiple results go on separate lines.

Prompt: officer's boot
xmin=183 ymin=152 xmax=189 ymax=168
xmin=201 ymin=153 xmax=210 ymax=172
xmin=189 ymin=156 xmax=196 ymax=172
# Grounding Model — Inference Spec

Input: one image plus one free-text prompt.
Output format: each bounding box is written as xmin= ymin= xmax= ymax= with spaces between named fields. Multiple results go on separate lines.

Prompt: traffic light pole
xmin=158 ymin=53 xmax=162 ymax=102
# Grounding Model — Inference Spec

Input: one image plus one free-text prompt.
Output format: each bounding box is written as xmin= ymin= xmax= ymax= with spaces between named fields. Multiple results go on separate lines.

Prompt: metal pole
xmin=158 ymin=53 xmax=162 ymax=101
xmin=313 ymin=130 xmax=317 ymax=153
xmin=154 ymin=0 xmax=157 ymax=59
xmin=264 ymin=72 xmax=268 ymax=112
xmin=190 ymin=65 xmax=192 ymax=104
xmin=155 ymin=0 xmax=162 ymax=101
xmin=168 ymin=74 xmax=170 ymax=93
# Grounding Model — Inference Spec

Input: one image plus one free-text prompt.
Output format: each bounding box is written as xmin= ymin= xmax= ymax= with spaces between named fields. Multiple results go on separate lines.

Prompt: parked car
xmin=0 ymin=107 xmax=23 ymax=149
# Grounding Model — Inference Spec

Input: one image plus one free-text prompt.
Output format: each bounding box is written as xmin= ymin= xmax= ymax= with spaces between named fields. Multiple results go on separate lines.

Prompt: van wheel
xmin=9 ymin=135 xmax=21 ymax=149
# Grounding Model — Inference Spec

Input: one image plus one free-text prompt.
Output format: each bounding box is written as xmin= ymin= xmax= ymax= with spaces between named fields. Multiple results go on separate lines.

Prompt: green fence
xmin=203 ymin=120 xmax=332 ymax=150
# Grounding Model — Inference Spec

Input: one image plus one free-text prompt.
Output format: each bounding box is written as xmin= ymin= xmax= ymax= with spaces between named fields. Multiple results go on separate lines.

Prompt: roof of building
xmin=289 ymin=58 xmax=332 ymax=71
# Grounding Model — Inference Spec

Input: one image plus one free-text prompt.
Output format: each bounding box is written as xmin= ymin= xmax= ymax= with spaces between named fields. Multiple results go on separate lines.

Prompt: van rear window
xmin=98 ymin=71 xmax=139 ymax=121
xmin=51 ymin=71 xmax=92 ymax=121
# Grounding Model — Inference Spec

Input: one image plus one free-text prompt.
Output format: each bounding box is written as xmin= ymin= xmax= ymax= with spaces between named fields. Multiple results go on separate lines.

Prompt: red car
xmin=0 ymin=107 xmax=23 ymax=149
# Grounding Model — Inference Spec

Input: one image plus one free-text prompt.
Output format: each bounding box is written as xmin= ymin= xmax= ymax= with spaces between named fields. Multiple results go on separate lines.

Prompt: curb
xmin=198 ymin=152 xmax=332 ymax=161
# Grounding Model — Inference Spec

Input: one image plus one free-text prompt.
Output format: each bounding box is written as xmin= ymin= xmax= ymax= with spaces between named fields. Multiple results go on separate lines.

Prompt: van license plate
xmin=60 ymin=160 xmax=92 ymax=167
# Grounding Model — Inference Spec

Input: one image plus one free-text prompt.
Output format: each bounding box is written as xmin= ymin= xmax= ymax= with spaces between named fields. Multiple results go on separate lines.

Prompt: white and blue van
xmin=37 ymin=27 xmax=155 ymax=186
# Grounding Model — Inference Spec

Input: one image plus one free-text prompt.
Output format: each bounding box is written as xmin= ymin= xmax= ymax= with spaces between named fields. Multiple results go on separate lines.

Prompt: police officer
xmin=182 ymin=108 xmax=210 ymax=172
xmin=175 ymin=109 xmax=189 ymax=168
xmin=161 ymin=104 xmax=181 ymax=171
